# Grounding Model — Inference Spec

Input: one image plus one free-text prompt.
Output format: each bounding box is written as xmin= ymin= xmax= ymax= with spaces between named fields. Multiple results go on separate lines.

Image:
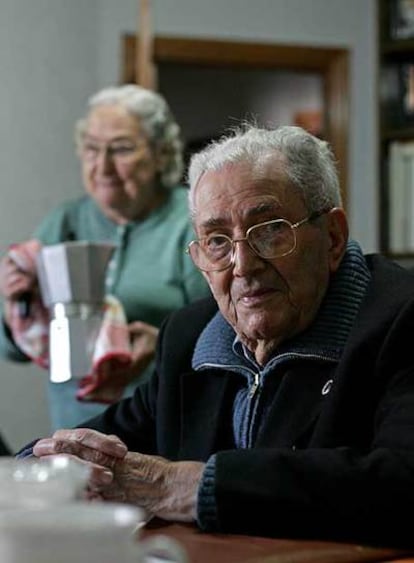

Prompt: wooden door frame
xmin=122 ymin=35 xmax=349 ymax=207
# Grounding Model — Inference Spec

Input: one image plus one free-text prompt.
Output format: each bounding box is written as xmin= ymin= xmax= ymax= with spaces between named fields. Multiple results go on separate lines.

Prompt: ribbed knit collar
xmin=192 ymin=240 xmax=371 ymax=372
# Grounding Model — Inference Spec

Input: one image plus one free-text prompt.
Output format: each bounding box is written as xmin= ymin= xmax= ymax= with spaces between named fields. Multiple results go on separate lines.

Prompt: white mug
xmin=0 ymin=502 xmax=188 ymax=563
xmin=0 ymin=455 xmax=90 ymax=508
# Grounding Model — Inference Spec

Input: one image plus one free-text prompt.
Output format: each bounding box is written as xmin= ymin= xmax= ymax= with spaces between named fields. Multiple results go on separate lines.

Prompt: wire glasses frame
xmin=79 ymin=136 xmax=148 ymax=163
xmin=186 ymin=209 xmax=329 ymax=272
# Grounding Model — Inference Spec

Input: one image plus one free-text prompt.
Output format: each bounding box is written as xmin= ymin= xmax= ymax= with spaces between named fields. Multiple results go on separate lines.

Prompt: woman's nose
xmin=96 ymin=148 xmax=115 ymax=173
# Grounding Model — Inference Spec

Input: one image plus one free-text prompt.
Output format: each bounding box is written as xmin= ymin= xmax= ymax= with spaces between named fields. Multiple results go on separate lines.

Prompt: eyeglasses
xmin=80 ymin=138 xmax=146 ymax=163
xmin=186 ymin=210 xmax=328 ymax=272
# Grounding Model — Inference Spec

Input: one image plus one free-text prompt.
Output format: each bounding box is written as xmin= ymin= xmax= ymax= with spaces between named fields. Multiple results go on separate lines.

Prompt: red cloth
xmin=7 ymin=240 xmax=132 ymax=404
xmin=76 ymin=295 xmax=133 ymax=403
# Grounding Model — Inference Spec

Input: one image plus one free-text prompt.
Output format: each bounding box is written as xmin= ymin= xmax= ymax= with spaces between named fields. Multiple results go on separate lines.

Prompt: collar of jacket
xmin=192 ymin=239 xmax=371 ymax=372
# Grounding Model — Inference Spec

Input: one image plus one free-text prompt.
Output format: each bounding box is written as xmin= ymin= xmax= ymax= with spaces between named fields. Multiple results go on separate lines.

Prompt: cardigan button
xmin=321 ymin=379 xmax=333 ymax=395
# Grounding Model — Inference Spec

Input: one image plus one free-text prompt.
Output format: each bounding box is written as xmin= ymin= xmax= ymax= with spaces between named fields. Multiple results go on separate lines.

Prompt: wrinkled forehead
xmin=192 ymin=156 xmax=304 ymax=227
xmin=83 ymin=104 xmax=145 ymax=139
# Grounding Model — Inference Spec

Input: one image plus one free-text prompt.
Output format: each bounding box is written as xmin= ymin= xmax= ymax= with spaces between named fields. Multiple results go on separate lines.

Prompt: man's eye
xmin=259 ymin=221 xmax=286 ymax=237
xmin=206 ymin=236 xmax=228 ymax=248
xmin=203 ymin=236 xmax=231 ymax=258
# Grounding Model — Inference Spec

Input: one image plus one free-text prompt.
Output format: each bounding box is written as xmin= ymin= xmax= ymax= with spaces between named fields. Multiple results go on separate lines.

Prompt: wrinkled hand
xmin=33 ymin=428 xmax=205 ymax=522
xmin=99 ymin=452 xmax=205 ymax=522
xmin=0 ymin=255 xmax=37 ymax=325
xmin=33 ymin=428 xmax=128 ymax=491
xmin=0 ymin=255 xmax=35 ymax=299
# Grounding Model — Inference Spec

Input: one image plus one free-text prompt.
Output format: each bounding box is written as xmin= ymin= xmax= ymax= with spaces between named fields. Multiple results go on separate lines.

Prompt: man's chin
xmin=237 ymin=312 xmax=282 ymax=341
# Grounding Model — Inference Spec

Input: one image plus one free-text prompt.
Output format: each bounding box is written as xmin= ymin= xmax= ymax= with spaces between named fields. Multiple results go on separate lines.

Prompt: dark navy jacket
xmin=65 ymin=254 xmax=414 ymax=545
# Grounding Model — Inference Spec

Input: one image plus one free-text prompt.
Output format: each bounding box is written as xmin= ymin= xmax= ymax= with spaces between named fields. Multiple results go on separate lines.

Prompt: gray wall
xmin=0 ymin=0 xmax=377 ymax=451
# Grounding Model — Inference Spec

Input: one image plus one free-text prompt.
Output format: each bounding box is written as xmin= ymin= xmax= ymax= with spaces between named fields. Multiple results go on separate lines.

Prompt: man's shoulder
xmin=366 ymin=253 xmax=414 ymax=295
xmin=362 ymin=253 xmax=414 ymax=317
xmin=156 ymin=296 xmax=218 ymax=370
xmin=161 ymin=296 xmax=218 ymax=345
xmin=166 ymin=295 xmax=218 ymax=328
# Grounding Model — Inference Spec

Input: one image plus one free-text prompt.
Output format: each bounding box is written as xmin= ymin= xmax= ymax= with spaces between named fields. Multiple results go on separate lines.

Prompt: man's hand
xmin=100 ymin=452 xmax=205 ymax=522
xmin=33 ymin=428 xmax=205 ymax=523
xmin=33 ymin=428 xmax=128 ymax=490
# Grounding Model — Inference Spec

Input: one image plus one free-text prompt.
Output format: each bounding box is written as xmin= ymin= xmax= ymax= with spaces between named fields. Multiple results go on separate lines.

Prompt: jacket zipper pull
xmin=249 ymin=372 xmax=260 ymax=399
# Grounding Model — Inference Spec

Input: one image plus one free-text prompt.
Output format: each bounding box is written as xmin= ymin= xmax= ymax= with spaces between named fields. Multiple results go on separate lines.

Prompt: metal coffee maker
xmin=36 ymin=241 xmax=115 ymax=383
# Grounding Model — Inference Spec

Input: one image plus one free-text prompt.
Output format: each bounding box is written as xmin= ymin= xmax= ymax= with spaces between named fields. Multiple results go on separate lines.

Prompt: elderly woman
xmin=0 ymin=84 xmax=209 ymax=430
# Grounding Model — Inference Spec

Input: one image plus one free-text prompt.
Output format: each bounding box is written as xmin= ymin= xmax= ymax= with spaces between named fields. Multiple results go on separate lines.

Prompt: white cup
xmin=0 ymin=502 xmax=188 ymax=563
xmin=0 ymin=455 xmax=90 ymax=508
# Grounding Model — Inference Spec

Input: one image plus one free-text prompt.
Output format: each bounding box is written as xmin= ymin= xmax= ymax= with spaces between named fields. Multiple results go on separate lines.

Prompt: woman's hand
xmin=76 ymin=321 xmax=159 ymax=403
xmin=0 ymin=255 xmax=37 ymax=327
xmin=0 ymin=256 xmax=35 ymax=299
xmin=128 ymin=320 xmax=159 ymax=375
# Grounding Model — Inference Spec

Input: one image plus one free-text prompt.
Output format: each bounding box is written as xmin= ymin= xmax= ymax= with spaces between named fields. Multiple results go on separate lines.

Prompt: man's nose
xmin=232 ymin=239 xmax=264 ymax=275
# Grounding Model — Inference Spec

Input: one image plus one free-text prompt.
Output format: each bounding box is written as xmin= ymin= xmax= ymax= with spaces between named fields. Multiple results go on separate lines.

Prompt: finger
xmin=34 ymin=453 xmax=114 ymax=489
xmin=33 ymin=438 xmax=122 ymax=470
xmin=52 ymin=429 xmax=127 ymax=458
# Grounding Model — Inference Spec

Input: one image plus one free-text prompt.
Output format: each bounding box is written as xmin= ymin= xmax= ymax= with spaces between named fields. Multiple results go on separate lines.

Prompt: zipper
xmin=249 ymin=372 xmax=260 ymax=399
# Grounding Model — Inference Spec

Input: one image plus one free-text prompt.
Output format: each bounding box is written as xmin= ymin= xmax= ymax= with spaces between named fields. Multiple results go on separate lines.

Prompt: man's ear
xmin=326 ymin=207 xmax=349 ymax=273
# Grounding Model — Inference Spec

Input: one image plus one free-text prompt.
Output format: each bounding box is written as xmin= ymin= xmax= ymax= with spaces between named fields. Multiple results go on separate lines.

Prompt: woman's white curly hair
xmin=76 ymin=84 xmax=184 ymax=188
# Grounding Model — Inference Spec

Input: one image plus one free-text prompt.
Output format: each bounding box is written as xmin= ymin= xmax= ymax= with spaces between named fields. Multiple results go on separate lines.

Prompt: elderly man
xmin=28 ymin=125 xmax=414 ymax=545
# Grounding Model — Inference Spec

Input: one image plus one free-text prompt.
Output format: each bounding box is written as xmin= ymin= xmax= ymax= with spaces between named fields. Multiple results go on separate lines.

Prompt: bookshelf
xmin=379 ymin=0 xmax=414 ymax=259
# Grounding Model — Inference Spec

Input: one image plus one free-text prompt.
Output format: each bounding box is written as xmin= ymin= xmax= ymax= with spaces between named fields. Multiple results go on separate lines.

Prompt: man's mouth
xmin=238 ymin=287 xmax=277 ymax=306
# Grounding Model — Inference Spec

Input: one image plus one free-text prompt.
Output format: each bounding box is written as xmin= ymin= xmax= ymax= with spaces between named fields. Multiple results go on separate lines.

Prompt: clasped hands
xmin=33 ymin=429 xmax=205 ymax=522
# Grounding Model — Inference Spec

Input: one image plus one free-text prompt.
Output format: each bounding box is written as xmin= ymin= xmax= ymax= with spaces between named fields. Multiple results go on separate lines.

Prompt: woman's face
xmin=79 ymin=104 xmax=163 ymax=223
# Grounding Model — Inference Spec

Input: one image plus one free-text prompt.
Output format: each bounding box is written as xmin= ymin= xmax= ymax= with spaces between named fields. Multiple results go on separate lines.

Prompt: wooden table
xmin=142 ymin=520 xmax=414 ymax=563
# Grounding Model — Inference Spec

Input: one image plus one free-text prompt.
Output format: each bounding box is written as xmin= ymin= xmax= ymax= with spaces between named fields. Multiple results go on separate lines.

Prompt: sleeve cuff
xmin=196 ymin=454 xmax=219 ymax=532
xmin=15 ymin=438 xmax=40 ymax=458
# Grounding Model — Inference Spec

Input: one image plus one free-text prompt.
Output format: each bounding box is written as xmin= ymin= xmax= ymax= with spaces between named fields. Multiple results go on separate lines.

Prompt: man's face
xmin=192 ymin=159 xmax=347 ymax=363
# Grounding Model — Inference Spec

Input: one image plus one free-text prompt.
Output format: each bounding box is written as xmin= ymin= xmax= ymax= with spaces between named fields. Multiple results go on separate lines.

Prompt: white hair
xmin=187 ymin=124 xmax=342 ymax=218
xmin=76 ymin=84 xmax=184 ymax=188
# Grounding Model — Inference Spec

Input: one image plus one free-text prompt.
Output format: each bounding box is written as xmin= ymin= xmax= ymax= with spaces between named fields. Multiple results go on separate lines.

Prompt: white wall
xmin=0 ymin=0 xmax=377 ymax=451
xmin=0 ymin=0 xmax=99 ymax=451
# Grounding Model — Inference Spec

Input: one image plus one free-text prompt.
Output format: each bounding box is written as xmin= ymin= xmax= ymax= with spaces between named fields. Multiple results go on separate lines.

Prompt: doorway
xmin=122 ymin=35 xmax=349 ymax=205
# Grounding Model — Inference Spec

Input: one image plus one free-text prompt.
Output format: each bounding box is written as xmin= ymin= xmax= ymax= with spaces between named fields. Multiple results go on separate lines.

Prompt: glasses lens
xmin=81 ymin=138 xmax=140 ymax=162
xmin=248 ymin=219 xmax=295 ymax=258
xmin=189 ymin=235 xmax=233 ymax=271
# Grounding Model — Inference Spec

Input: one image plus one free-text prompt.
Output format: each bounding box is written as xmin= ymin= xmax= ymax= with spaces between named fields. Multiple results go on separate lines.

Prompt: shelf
xmin=380 ymin=126 xmax=414 ymax=141
xmin=377 ymin=0 xmax=414 ymax=255
xmin=381 ymin=39 xmax=414 ymax=57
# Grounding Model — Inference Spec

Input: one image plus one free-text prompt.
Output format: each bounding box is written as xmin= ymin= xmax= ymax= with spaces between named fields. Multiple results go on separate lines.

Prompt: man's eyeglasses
xmin=186 ymin=210 xmax=329 ymax=272
xmin=80 ymin=138 xmax=145 ymax=163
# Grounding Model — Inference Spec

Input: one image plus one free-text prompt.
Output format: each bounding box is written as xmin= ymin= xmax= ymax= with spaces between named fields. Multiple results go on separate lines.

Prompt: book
xmin=388 ymin=140 xmax=414 ymax=252
xmin=390 ymin=0 xmax=414 ymax=40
